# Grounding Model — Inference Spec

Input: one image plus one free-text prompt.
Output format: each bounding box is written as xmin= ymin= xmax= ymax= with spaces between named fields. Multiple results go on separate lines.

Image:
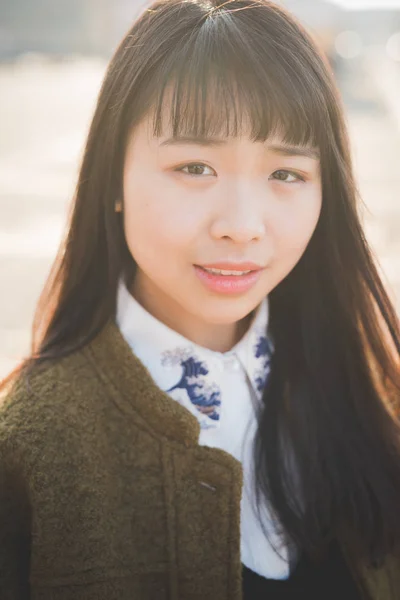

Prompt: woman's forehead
xmin=142 ymin=79 xmax=319 ymax=152
xmin=131 ymin=112 xmax=319 ymax=160
xmin=156 ymin=133 xmax=319 ymax=161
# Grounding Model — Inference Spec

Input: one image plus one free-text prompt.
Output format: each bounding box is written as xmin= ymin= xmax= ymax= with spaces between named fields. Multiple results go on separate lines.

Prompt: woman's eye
xmin=270 ymin=170 xmax=304 ymax=183
xmin=177 ymin=163 xmax=215 ymax=177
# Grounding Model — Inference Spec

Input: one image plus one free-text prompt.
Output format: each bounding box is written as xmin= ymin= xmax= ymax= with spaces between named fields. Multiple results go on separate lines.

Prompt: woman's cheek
xmin=124 ymin=199 xmax=189 ymax=253
xmin=274 ymin=199 xmax=321 ymax=253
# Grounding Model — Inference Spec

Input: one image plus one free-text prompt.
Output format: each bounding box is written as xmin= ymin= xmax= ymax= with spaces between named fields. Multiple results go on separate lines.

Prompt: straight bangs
xmin=134 ymin=8 xmax=328 ymax=152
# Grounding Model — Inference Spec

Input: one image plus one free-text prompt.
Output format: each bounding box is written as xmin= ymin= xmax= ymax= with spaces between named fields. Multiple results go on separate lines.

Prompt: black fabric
xmin=242 ymin=541 xmax=363 ymax=599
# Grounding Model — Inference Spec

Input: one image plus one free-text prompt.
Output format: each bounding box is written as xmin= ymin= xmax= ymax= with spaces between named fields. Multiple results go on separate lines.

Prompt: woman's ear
xmin=115 ymin=199 xmax=123 ymax=213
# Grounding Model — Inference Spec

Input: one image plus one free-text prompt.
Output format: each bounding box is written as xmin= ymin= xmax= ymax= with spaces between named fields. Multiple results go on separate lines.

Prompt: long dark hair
xmin=3 ymin=0 xmax=400 ymax=569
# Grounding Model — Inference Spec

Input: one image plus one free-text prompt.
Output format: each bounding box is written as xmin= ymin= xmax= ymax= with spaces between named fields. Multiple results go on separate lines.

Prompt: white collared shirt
xmin=116 ymin=279 xmax=290 ymax=579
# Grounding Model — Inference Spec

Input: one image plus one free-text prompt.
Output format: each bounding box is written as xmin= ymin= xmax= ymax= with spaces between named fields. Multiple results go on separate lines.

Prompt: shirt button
xmin=224 ymin=355 xmax=240 ymax=371
xmin=212 ymin=359 xmax=224 ymax=372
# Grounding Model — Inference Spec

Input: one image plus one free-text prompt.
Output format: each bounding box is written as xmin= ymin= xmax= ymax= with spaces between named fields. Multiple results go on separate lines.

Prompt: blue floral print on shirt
xmin=253 ymin=334 xmax=273 ymax=394
xmin=161 ymin=349 xmax=222 ymax=420
xmin=160 ymin=331 xmax=273 ymax=423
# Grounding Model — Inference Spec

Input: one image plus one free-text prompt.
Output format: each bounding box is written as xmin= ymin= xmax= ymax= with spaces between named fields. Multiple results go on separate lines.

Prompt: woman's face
xmin=122 ymin=114 xmax=322 ymax=349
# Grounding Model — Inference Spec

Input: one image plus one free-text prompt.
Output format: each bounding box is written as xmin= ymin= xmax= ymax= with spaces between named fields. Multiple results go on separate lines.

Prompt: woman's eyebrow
xmin=267 ymin=144 xmax=320 ymax=160
xmin=159 ymin=135 xmax=226 ymax=148
xmin=159 ymin=135 xmax=319 ymax=159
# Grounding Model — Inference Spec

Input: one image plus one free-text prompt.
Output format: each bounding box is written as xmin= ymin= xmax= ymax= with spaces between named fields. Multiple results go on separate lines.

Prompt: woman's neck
xmin=129 ymin=275 xmax=255 ymax=353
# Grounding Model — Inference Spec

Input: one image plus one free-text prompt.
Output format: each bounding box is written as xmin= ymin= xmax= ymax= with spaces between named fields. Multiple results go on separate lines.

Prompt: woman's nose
xmin=210 ymin=185 xmax=267 ymax=243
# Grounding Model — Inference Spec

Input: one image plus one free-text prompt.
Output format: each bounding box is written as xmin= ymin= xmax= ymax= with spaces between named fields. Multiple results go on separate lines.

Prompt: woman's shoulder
xmin=0 ymin=348 xmax=104 ymax=462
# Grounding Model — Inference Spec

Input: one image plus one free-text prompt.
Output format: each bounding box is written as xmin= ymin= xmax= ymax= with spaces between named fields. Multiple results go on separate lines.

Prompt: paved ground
xmin=0 ymin=54 xmax=399 ymax=378
xmin=344 ymin=55 xmax=400 ymax=311
xmin=0 ymin=57 xmax=105 ymax=377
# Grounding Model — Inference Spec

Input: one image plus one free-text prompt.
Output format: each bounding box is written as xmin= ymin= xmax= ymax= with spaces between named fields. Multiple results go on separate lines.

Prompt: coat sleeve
xmin=362 ymin=553 xmax=400 ymax=600
xmin=0 ymin=432 xmax=31 ymax=600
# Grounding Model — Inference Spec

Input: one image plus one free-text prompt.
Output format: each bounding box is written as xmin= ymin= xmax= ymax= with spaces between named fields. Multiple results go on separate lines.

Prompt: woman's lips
xmin=194 ymin=264 xmax=264 ymax=294
xmin=199 ymin=261 xmax=263 ymax=271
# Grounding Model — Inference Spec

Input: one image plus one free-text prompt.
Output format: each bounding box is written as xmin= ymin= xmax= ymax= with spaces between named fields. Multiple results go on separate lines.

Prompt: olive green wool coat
xmin=0 ymin=321 xmax=399 ymax=599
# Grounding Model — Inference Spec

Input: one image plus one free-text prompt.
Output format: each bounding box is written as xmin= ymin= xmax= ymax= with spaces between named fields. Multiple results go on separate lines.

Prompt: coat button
xmin=198 ymin=481 xmax=217 ymax=492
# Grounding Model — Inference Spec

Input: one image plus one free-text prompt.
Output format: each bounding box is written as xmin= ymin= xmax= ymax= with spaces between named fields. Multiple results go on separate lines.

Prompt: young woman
xmin=1 ymin=0 xmax=400 ymax=598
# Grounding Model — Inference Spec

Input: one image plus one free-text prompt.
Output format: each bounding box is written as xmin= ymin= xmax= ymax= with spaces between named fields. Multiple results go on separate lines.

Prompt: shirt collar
xmin=116 ymin=279 xmax=273 ymax=428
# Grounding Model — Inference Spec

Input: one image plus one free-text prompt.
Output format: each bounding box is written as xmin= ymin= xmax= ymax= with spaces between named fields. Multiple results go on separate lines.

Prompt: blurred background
xmin=0 ymin=0 xmax=399 ymax=377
